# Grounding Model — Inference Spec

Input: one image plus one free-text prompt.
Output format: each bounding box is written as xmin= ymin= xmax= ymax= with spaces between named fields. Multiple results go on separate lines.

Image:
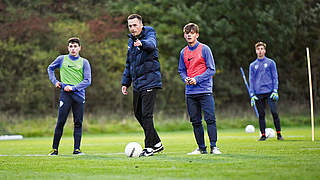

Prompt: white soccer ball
xmin=245 ymin=125 xmax=255 ymax=133
xmin=265 ymin=128 xmax=276 ymax=138
xmin=125 ymin=142 xmax=143 ymax=157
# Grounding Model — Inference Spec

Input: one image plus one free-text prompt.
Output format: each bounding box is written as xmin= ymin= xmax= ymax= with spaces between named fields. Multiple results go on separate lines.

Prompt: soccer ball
xmin=125 ymin=142 xmax=143 ymax=157
xmin=245 ymin=125 xmax=255 ymax=133
xmin=265 ymin=128 xmax=276 ymax=138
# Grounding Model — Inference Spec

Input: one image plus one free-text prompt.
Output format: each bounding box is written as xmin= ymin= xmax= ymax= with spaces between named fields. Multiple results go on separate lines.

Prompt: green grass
xmin=0 ymin=110 xmax=314 ymax=137
xmin=1 ymin=127 xmax=320 ymax=179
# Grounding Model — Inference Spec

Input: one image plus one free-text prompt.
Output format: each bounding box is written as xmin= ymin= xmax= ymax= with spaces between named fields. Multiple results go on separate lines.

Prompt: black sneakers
xmin=140 ymin=142 xmax=164 ymax=157
xmin=49 ymin=149 xmax=85 ymax=155
xmin=48 ymin=149 xmax=58 ymax=156
xmin=73 ymin=149 xmax=85 ymax=155
xmin=139 ymin=148 xmax=154 ymax=157
xmin=258 ymin=135 xmax=267 ymax=141
xmin=152 ymin=142 xmax=164 ymax=153
xmin=277 ymin=134 xmax=284 ymax=140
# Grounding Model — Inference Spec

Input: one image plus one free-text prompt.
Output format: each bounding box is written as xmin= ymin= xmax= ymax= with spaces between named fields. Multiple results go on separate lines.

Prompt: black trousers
xmin=52 ymin=90 xmax=84 ymax=150
xmin=133 ymin=89 xmax=161 ymax=148
xmin=256 ymin=93 xmax=281 ymax=133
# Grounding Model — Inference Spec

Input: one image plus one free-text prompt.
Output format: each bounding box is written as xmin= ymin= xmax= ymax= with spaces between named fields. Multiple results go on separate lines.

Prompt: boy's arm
xmin=47 ymin=55 xmax=64 ymax=86
xmin=249 ymin=63 xmax=255 ymax=97
xmin=271 ymin=61 xmax=279 ymax=92
xmin=71 ymin=59 xmax=92 ymax=91
xmin=178 ymin=49 xmax=188 ymax=83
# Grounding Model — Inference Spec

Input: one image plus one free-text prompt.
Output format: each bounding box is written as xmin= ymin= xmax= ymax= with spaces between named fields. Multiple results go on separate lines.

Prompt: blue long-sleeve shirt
xmin=48 ymin=54 xmax=91 ymax=100
xmin=249 ymin=57 xmax=278 ymax=97
xmin=178 ymin=41 xmax=215 ymax=94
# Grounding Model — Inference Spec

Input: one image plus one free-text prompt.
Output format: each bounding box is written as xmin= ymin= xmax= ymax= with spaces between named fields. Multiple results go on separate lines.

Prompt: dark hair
xmin=68 ymin=37 xmax=80 ymax=46
xmin=183 ymin=23 xmax=199 ymax=34
xmin=127 ymin=14 xmax=142 ymax=23
xmin=255 ymin=41 xmax=266 ymax=49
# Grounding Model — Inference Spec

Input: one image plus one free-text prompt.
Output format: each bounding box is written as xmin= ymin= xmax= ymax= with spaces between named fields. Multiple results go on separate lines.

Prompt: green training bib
xmin=60 ymin=55 xmax=83 ymax=85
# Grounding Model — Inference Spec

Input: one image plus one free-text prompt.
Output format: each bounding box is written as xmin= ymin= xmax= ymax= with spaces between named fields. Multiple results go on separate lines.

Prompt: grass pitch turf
xmin=0 ymin=127 xmax=319 ymax=179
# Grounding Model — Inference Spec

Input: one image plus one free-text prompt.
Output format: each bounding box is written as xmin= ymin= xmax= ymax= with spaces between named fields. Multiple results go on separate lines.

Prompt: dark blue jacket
xmin=121 ymin=26 xmax=162 ymax=92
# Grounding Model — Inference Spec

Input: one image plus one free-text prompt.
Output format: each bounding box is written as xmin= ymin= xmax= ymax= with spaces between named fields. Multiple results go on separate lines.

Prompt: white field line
xmin=222 ymin=135 xmax=305 ymax=138
xmin=0 ymin=152 xmax=190 ymax=157
xmin=0 ymin=154 xmax=48 ymax=157
xmin=286 ymin=135 xmax=306 ymax=137
xmin=0 ymin=135 xmax=23 ymax=140
xmin=0 ymin=152 xmax=125 ymax=157
xmin=301 ymin=148 xmax=320 ymax=150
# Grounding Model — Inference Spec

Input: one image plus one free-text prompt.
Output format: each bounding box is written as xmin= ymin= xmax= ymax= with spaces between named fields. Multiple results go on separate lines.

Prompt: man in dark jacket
xmin=121 ymin=14 xmax=163 ymax=157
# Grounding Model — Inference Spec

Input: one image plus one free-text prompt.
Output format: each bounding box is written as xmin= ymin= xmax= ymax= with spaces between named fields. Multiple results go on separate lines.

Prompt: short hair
xmin=255 ymin=41 xmax=266 ymax=49
xmin=127 ymin=14 xmax=142 ymax=23
xmin=183 ymin=23 xmax=199 ymax=34
xmin=68 ymin=37 xmax=80 ymax=46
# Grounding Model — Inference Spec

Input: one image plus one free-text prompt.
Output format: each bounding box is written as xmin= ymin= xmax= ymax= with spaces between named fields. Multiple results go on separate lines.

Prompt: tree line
xmin=0 ymin=0 xmax=319 ymax=115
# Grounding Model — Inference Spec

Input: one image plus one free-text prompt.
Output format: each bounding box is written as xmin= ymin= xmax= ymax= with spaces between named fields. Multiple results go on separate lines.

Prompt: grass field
xmin=1 ymin=127 xmax=320 ymax=180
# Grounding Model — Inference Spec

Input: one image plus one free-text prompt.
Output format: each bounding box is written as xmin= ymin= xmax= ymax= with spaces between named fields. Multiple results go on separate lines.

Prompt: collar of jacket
xmin=128 ymin=27 xmax=146 ymax=40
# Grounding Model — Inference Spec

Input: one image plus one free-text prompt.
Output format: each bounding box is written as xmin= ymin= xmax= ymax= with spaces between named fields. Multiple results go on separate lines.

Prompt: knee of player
xmin=259 ymin=111 xmax=266 ymax=116
xmin=271 ymin=111 xmax=279 ymax=117
xmin=205 ymin=119 xmax=216 ymax=125
xmin=191 ymin=121 xmax=202 ymax=127
xmin=74 ymin=122 xmax=82 ymax=128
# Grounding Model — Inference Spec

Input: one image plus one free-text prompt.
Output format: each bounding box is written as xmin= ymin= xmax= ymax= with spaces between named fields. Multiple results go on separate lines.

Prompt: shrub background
xmin=0 ymin=0 xmax=319 ymax=121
